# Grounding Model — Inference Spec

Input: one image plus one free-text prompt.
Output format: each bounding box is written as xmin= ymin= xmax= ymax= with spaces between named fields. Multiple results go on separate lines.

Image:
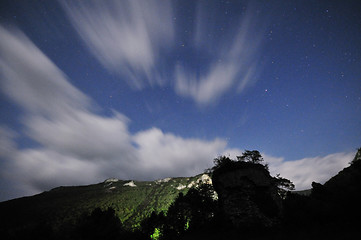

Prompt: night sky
xmin=0 ymin=0 xmax=360 ymax=201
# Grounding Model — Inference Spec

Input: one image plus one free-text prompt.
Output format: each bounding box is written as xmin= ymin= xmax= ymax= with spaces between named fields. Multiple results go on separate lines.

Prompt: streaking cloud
xmin=61 ymin=0 xmax=174 ymax=89
xmin=175 ymin=2 xmax=265 ymax=104
xmin=0 ymin=26 xmax=226 ymax=198
xmin=0 ymin=26 xmax=90 ymax=116
xmin=61 ymin=0 xmax=265 ymax=105
xmin=0 ymin=24 xmax=355 ymax=200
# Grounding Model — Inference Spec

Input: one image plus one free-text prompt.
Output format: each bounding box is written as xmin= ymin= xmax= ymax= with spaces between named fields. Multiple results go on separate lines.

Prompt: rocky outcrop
xmin=212 ymin=162 xmax=282 ymax=228
xmin=123 ymin=181 xmax=137 ymax=187
xmin=310 ymin=148 xmax=361 ymax=219
xmin=283 ymin=148 xmax=361 ymax=238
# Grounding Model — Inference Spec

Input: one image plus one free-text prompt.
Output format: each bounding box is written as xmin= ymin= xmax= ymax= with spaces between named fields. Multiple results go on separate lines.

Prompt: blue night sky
xmin=0 ymin=0 xmax=360 ymax=201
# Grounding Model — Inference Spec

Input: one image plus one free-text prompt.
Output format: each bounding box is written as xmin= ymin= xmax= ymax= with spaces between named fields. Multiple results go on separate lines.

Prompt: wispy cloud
xmin=61 ymin=0 xmax=174 ymax=89
xmin=173 ymin=2 xmax=265 ymax=104
xmin=61 ymin=0 xmax=266 ymax=105
xmin=0 ymin=26 xmax=90 ymax=117
xmin=0 ymin=25 xmax=354 ymax=201
xmin=0 ymin=127 xmax=17 ymax=161
xmin=0 ymin=26 xmax=225 ymax=199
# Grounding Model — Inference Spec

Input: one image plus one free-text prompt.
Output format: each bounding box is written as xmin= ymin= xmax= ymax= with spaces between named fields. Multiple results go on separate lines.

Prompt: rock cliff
xmin=212 ymin=161 xmax=282 ymax=228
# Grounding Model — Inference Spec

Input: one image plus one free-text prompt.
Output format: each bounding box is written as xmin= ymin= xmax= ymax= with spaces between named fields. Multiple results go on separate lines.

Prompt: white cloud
xmin=220 ymin=149 xmax=354 ymax=191
xmin=0 ymin=127 xmax=17 ymax=159
xmin=26 ymin=112 xmax=133 ymax=160
xmin=61 ymin=0 xmax=266 ymax=105
xmin=11 ymin=149 xmax=105 ymax=193
xmin=221 ymin=148 xmax=244 ymax=159
xmin=133 ymin=128 xmax=226 ymax=178
xmin=61 ymin=0 xmax=174 ymax=89
xmin=0 ymin=26 xmax=226 ymax=199
xmin=264 ymin=152 xmax=354 ymax=190
xmin=0 ymin=25 xmax=355 ymax=201
xmin=175 ymin=62 xmax=239 ymax=104
xmin=0 ymin=26 xmax=90 ymax=117
xmin=175 ymin=3 xmax=265 ymax=105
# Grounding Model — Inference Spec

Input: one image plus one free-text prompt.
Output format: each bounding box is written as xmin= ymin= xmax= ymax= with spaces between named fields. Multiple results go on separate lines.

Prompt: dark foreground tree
xmin=237 ymin=150 xmax=264 ymax=164
xmin=140 ymin=183 xmax=218 ymax=240
xmin=72 ymin=207 xmax=145 ymax=240
xmin=74 ymin=208 xmax=124 ymax=240
xmin=140 ymin=211 xmax=166 ymax=239
xmin=211 ymin=150 xmax=269 ymax=173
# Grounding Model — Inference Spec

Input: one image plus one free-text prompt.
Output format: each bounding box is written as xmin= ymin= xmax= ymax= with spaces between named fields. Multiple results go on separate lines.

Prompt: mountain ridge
xmin=1 ymin=148 xmax=360 ymax=239
xmin=0 ymin=174 xmax=212 ymax=231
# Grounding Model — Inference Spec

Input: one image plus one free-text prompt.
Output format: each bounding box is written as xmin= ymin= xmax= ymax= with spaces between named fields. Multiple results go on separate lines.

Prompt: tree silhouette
xmin=237 ymin=150 xmax=264 ymax=164
xmin=151 ymin=183 xmax=218 ymax=240
xmin=74 ymin=207 xmax=124 ymax=240
xmin=140 ymin=211 xmax=166 ymax=239
xmin=211 ymin=155 xmax=234 ymax=172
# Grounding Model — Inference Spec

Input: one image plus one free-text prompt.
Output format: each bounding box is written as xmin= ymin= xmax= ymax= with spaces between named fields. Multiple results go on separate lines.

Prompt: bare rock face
xmin=212 ymin=162 xmax=282 ymax=228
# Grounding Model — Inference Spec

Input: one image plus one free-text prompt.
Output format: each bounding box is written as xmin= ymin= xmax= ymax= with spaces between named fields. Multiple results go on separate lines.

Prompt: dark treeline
xmin=2 ymin=149 xmax=361 ymax=240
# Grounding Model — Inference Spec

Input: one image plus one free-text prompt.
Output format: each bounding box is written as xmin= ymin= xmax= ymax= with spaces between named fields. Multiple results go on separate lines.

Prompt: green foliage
xmin=135 ymin=183 xmax=219 ymax=240
xmin=2 ymin=148 xmax=360 ymax=239
xmin=150 ymin=227 xmax=161 ymax=240
xmin=140 ymin=211 xmax=166 ymax=238
xmin=74 ymin=207 xmax=124 ymax=239
xmin=0 ymin=175 xmax=204 ymax=235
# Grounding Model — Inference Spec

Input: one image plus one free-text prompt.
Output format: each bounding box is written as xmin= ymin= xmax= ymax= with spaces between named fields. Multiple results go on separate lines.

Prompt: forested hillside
xmin=0 ymin=174 xmax=211 ymax=233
